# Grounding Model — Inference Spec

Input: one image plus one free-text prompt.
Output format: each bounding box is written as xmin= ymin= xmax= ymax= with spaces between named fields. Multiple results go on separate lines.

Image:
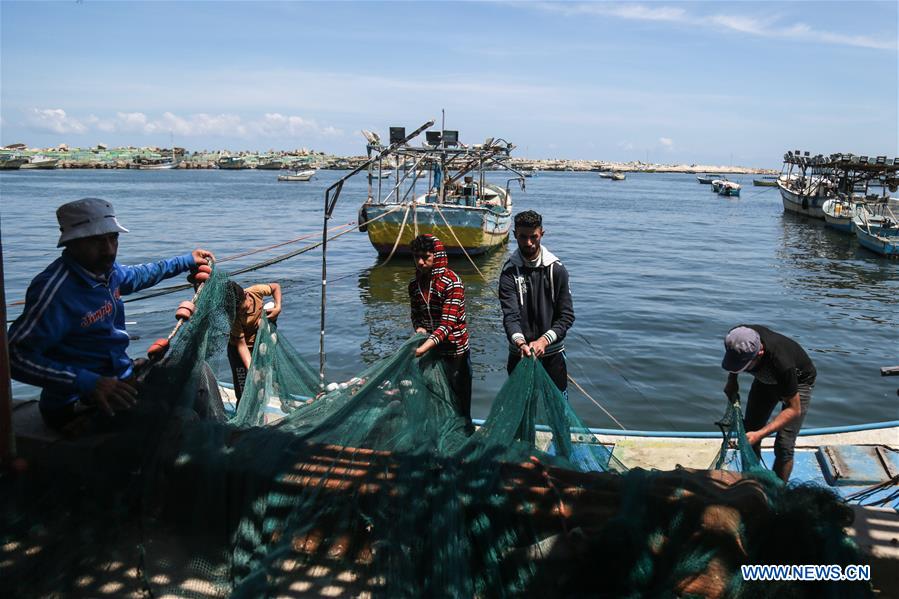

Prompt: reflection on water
xmin=777 ymin=213 xmax=898 ymax=324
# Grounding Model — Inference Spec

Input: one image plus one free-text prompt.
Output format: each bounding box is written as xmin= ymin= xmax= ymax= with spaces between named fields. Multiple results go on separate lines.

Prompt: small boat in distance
xmin=277 ymin=169 xmax=316 ymax=182
xmin=256 ymin=157 xmax=285 ymax=170
xmin=20 ymin=156 xmax=59 ymax=169
xmin=753 ymin=176 xmax=778 ymax=187
xmin=696 ymin=174 xmax=716 ymax=184
xmin=717 ymin=181 xmax=742 ymax=196
xmin=0 ymin=155 xmax=28 ymax=170
xmin=611 ymin=172 xmax=626 ymax=181
xmin=369 ymin=169 xmax=394 ymax=179
xmin=711 ymin=178 xmax=727 ymax=193
xmin=217 ymin=156 xmax=248 ymax=170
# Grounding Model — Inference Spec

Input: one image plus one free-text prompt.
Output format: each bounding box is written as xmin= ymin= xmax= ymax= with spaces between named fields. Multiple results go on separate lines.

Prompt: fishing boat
xmin=610 ymin=172 xmax=626 ymax=181
xmin=710 ymin=178 xmax=727 ymax=193
xmin=277 ymin=169 xmax=316 ymax=182
xmin=353 ymin=123 xmax=524 ymax=256
xmin=598 ymin=172 xmax=614 ymax=179
xmin=822 ymin=197 xmax=857 ymax=233
xmin=752 ymin=176 xmax=777 ymax=187
xmin=369 ymin=169 xmax=394 ymax=180
xmin=20 ymin=156 xmax=59 ymax=169
xmin=853 ymin=200 xmax=899 ymax=257
xmin=216 ymin=155 xmax=248 ymax=170
xmin=776 ymin=151 xmax=837 ymax=219
xmin=0 ymin=155 xmax=28 ymax=170
xmin=717 ymin=181 xmax=741 ymax=196
xmin=696 ymin=174 xmax=716 ymax=184
xmin=131 ymin=158 xmax=178 ymax=170
xmin=256 ymin=157 xmax=285 ymax=170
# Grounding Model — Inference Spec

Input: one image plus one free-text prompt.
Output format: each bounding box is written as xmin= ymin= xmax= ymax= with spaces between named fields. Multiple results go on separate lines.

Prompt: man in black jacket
xmin=721 ymin=325 xmax=816 ymax=482
xmin=499 ymin=210 xmax=575 ymax=392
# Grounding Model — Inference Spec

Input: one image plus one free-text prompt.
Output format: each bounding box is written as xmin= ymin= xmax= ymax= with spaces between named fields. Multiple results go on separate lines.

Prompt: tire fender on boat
xmin=358 ymin=205 xmax=369 ymax=232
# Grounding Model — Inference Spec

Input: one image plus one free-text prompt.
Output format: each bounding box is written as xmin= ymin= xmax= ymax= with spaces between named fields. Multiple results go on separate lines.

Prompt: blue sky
xmin=1 ymin=1 xmax=896 ymax=167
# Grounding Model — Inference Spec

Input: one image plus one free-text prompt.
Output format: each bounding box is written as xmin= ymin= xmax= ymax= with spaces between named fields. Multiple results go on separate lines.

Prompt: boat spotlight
xmin=389 ymin=127 xmax=407 ymax=145
xmin=442 ymin=130 xmax=459 ymax=146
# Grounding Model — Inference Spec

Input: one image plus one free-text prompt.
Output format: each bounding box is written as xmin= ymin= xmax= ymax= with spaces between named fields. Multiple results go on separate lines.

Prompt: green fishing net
xmin=0 ymin=265 xmax=870 ymax=598
xmin=712 ymin=398 xmax=765 ymax=473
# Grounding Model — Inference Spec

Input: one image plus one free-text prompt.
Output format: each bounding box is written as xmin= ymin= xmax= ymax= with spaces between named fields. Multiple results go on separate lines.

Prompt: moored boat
xmin=20 ymin=156 xmax=59 ymax=169
xmin=777 ymin=152 xmax=836 ymax=219
xmin=216 ymin=156 xmax=248 ymax=170
xmin=717 ymin=180 xmax=742 ymax=196
xmin=131 ymin=158 xmax=178 ymax=170
xmin=353 ymin=123 xmax=523 ymax=256
xmin=696 ymin=174 xmax=715 ymax=184
xmin=277 ymin=169 xmax=316 ymax=182
xmin=0 ymin=155 xmax=28 ymax=170
xmin=752 ymin=176 xmax=777 ymax=187
xmin=610 ymin=172 xmax=626 ymax=181
xmin=853 ymin=200 xmax=899 ymax=256
xmin=256 ymin=157 xmax=284 ymax=170
xmin=822 ymin=197 xmax=856 ymax=233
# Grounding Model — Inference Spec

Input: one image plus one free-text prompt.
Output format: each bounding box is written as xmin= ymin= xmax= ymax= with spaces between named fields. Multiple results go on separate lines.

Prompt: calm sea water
xmin=2 ymin=169 xmax=897 ymax=430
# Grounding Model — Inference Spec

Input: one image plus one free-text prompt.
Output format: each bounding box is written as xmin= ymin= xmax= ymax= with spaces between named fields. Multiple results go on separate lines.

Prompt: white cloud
xmin=535 ymin=2 xmax=685 ymax=22
xmin=250 ymin=113 xmax=343 ymax=138
xmin=659 ymin=137 xmax=673 ymax=148
xmin=24 ymin=109 xmax=342 ymax=140
xmin=533 ymin=3 xmax=896 ymax=51
xmin=618 ymin=141 xmax=635 ymax=151
xmin=25 ymin=108 xmax=87 ymax=134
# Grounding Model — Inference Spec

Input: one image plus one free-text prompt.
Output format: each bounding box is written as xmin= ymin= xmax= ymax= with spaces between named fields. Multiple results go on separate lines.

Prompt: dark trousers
xmin=744 ymin=380 xmax=813 ymax=463
xmin=227 ymin=343 xmax=249 ymax=402
xmin=507 ymin=351 xmax=568 ymax=393
xmin=443 ymin=351 xmax=473 ymax=427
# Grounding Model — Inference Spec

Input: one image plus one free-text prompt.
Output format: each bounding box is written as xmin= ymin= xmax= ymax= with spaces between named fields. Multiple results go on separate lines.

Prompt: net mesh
xmin=0 ymin=265 xmax=870 ymax=598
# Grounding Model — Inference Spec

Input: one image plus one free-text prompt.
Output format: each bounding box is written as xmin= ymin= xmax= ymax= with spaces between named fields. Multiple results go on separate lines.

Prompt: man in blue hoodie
xmin=499 ymin=210 xmax=575 ymax=393
xmin=8 ymin=198 xmax=214 ymax=430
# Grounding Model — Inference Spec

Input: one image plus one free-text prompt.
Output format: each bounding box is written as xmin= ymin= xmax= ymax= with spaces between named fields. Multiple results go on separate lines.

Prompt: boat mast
xmin=318 ymin=120 xmax=434 ymax=388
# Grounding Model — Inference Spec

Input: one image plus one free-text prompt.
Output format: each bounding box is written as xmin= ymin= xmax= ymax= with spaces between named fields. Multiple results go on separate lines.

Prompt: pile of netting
xmin=0 ymin=266 xmax=871 ymax=598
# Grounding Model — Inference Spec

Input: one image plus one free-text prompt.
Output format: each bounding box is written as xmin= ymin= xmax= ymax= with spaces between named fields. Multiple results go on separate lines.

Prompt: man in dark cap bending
xmin=722 ymin=325 xmax=816 ymax=482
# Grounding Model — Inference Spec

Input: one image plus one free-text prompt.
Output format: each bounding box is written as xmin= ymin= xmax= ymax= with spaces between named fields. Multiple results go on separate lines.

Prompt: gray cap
xmin=56 ymin=198 xmax=129 ymax=247
xmin=721 ymin=326 xmax=762 ymax=373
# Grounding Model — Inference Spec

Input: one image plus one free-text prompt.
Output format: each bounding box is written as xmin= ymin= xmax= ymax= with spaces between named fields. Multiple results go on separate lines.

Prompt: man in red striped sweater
xmin=408 ymin=234 xmax=472 ymax=428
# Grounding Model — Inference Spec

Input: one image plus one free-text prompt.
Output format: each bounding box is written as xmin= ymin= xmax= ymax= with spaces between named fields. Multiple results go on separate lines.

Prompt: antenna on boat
xmin=318 ymin=119 xmax=435 ymax=389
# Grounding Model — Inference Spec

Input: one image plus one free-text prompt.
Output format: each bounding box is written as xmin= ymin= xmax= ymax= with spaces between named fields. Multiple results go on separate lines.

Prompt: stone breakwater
xmin=508 ymin=159 xmax=776 ymax=174
xmin=0 ymin=145 xmax=775 ymax=174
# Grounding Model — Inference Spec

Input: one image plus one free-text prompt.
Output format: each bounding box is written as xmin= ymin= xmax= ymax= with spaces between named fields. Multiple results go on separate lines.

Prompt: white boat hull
xmin=778 ymin=180 xmax=829 ymax=219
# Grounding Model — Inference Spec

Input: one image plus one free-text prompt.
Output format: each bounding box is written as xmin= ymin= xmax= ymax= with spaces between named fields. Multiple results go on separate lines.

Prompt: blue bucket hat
xmin=721 ymin=326 xmax=762 ymax=373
